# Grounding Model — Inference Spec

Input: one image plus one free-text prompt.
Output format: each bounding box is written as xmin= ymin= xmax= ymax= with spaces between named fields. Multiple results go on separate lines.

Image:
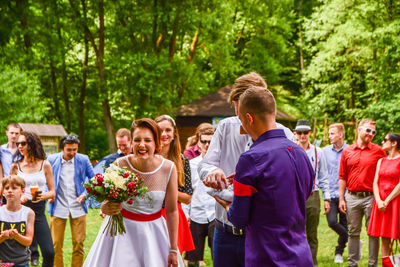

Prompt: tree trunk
xmin=297 ymin=0 xmax=305 ymax=89
xmin=188 ymin=29 xmax=199 ymax=64
xmin=79 ymin=0 xmax=89 ymax=154
xmin=16 ymin=0 xmax=31 ymax=51
xmin=98 ymin=0 xmax=116 ymax=152
xmin=69 ymin=0 xmax=116 ymax=152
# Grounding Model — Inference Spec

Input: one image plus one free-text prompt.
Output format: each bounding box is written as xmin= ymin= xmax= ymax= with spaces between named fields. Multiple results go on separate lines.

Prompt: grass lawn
xmin=38 ymin=198 xmax=378 ymax=267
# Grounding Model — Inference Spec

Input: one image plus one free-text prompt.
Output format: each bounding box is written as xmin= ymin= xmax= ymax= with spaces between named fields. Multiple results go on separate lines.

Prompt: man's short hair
xmin=329 ymin=123 xmax=345 ymax=134
xmin=59 ymin=134 xmax=80 ymax=149
xmin=7 ymin=122 xmax=21 ymax=131
xmin=358 ymin=118 xmax=376 ymax=127
xmin=239 ymin=86 xmax=276 ymax=122
xmin=228 ymin=72 xmax=267 ymax=106
xmin=116 ymin=128 xmax=131 ymax=141
xmin=2 ymin=175 xmax=26 ymax=189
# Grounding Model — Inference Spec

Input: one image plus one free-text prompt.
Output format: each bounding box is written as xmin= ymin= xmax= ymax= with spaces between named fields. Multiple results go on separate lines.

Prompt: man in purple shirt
xmin=227 ymin=86 xmax=315 ymax=266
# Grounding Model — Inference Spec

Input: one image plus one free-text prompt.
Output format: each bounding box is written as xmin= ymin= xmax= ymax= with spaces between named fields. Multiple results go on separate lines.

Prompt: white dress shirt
xmin=306 ymin=143 xmax=331 ymax=200
xmin=53 ymin=158 xmax=86 ymax=219
xmin=186 ymin=155 xmax=215 ymax=224
xmin=198 ymin=116 xmax=294 ymax=225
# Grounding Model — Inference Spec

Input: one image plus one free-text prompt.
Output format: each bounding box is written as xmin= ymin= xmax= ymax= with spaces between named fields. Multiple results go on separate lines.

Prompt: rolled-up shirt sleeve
xmin=317 ymin=149 xmax=330 ymax=200
xmin=198 ymin=123 xmax=224 ymax=180
xmin=227 ymin=153 xmax=258 ymax=228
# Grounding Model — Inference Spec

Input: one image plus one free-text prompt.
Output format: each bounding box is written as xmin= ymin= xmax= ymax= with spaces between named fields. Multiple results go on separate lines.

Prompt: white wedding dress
xmin=84 ymin=156 xmax=184 ymax=267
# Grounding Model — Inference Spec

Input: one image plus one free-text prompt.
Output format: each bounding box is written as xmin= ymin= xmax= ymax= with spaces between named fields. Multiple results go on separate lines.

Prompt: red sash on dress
xmin=121 ymin=209 xmax=162 ymax=221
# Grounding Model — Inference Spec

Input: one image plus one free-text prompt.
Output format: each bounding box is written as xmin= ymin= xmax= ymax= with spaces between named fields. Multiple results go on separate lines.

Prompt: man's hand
xmin=8 ymin=229 xmax=19 ymax=238
xmin=214 ymin=196 xmax=231 ymax=212
xmin=76 ymin=195 xmax=86 ymax=204
xmin=20 ymin=195 xmax=28 ymax=204
xmin=203 ymin=169 xmax=227 ymax=191
xmin=339 ymin=198 xmax=346 ymax=214
xmin=323 ymin=201 xmax=331 ymax=215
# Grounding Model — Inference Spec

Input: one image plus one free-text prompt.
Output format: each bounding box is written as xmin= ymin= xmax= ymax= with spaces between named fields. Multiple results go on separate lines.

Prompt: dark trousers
xmin=213 ymin=225 xmax=245 ymax=267
xmin=326 ymin=197 xmax=348 ymax=255
xmin=185 ymin=220 xmax=215 ymax=262
xmin=306 ymin=192 xmax=320 ymax=266
xmin=23 ymin=201 xmax=55 ymax=267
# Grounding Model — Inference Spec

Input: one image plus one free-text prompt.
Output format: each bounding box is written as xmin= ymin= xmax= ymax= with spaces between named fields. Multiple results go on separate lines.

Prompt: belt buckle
xmin=232 ymin=225 xmax=243 ymax=235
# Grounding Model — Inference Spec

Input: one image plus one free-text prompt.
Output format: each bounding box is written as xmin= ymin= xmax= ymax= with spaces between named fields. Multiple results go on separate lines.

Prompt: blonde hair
xmin=155 ymin=115 xmax=185 ymax=187
xmin=329 ymin=123 xmax=345 ymax=134
xmin=1 ymin=175 xmax=26 ymax=193
xmin=228 ymin=72 xmax=267 ymax=106
xmin=359 ymin=118 xmax=376 ymax=127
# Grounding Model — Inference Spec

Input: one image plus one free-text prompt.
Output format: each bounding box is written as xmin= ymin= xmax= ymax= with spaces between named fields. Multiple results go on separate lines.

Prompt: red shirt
xmin=339 ymin=142 xmax=386 ymax=192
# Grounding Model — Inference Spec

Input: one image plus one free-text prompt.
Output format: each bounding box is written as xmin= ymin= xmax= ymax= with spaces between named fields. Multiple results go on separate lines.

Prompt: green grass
xmin=36 ymin=199 xmax=379 ymax=267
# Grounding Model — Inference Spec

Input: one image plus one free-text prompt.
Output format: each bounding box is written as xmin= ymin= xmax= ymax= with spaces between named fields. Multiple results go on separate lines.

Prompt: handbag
xmin=389 ymin=239 xmax=400 ymax=267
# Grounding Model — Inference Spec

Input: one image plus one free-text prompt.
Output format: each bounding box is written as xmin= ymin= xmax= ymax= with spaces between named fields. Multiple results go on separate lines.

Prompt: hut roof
xmin=177 ymin=86 xmax=295 ymax=120
xmin=19 ymin=123 xmax=67 ymax=137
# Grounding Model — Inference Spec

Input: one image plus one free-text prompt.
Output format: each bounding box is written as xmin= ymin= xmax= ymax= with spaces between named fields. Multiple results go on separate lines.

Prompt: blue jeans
xmin=213 ymin=226 xmax=245 ymax=267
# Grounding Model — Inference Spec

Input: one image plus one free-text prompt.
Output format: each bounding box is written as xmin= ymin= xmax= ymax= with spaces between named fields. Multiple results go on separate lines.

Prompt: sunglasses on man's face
xmin=297 ymin=131 xmax=310 ymax=135
xmin=364 ymin=128 xmax=376 ymax=135
xmin=16 ymin=141 xmax=27 ymax=147
xmin=200 ymin=139 xmax=211 ymax=145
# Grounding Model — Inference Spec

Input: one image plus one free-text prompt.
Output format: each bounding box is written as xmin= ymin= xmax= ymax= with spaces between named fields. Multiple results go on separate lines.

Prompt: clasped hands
xmin=0 ymin=229 xmax=20 ymax=240
xmin=377 ymin=199 xmax=388 ymax=211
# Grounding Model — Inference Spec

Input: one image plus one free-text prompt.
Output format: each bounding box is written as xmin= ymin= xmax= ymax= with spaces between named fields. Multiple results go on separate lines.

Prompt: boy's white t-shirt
xmin=0 ymin=205 xmax=31 ymax=265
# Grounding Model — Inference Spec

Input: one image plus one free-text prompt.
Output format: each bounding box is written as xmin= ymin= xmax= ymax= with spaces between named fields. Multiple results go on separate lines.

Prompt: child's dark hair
xmin=1 ymin=175 xmax=26 ymax=189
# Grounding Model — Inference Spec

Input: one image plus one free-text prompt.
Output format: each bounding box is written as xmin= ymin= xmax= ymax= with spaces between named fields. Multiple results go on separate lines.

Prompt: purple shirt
xmin=227 ymin=129 xmax=315 ymax=267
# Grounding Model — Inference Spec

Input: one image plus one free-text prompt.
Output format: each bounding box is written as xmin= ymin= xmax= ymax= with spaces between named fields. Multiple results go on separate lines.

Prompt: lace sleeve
xmin=178 ymin=155 xmax=193 ymax=195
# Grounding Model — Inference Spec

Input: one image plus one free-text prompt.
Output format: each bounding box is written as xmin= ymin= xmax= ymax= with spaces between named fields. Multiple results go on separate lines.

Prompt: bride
xmin=84 ymin=118 xmax=183 ymax=267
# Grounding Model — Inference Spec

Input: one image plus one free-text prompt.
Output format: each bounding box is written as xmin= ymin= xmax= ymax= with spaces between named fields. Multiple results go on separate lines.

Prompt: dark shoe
xmin=31 ymin=258 xmax=39 ymax=266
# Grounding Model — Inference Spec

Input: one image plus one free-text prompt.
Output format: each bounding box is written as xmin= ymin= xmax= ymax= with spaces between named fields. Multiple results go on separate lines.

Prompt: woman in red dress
xmin=368 ymin=133 xmax=400 ymax=267
xmin=155 ymin=115 xmax=195 ymax=254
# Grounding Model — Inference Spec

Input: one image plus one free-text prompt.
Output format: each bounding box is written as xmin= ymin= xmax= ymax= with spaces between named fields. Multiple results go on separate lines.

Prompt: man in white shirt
xmin=0 ymin=122 xmax=21 ymax=178
xmin=47 ymin=135 xmax=94 ymax=267
xmin=185 ymin=125 xmax=215 ymax=267
xmin=198 ymin=72 xmax=293 ymax=267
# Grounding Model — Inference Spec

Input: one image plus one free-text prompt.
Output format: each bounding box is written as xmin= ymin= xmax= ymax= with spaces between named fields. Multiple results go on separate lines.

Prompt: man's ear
xmin=246 ymin=113 xmax=254 ymax=125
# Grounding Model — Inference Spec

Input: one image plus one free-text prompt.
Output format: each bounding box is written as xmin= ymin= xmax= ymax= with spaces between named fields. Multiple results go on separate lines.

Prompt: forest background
xmin=1 ymin=0 xmax=400 ymax=160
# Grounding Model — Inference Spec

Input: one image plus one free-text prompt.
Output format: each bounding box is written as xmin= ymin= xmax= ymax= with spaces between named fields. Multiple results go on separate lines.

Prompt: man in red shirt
xmin=339 ymin=118 xmax=386 ymax=267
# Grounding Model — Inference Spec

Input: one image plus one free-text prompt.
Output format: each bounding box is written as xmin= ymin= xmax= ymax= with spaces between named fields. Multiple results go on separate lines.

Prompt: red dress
xmin=368 ymin=157 xmax=400 ymax=239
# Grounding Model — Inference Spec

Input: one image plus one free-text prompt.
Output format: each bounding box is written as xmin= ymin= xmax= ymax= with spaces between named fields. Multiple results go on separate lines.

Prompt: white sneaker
xmin=334 ymin=254 xmax=343 ymax=263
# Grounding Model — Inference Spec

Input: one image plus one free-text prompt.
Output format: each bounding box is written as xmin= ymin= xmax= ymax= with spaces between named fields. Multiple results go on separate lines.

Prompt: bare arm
xmin=165 ymin=165 xmax=179 ymax=267
xmin=384 ymin=177 xmax=400 ymax=206
xmin=8 ymin=209 xmax=35 ymax=246
xmin=0 ymin=162 xmax=3 ymax=179
xmin=178 ymin=192 xmax=191 ymax=205
xmin=9 ymin=162 xmax=18 ymax=175
xmin=42 ymin=161 xmax=55 ymax=202
xmin=338 ymin=179 xmax=347 ymax=214
xmin=372 ymin=159 xmax=383 ymax=203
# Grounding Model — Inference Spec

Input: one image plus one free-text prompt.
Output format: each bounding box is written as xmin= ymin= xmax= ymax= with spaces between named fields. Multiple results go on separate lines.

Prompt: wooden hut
xmin=19 ymin=123 xmax=67 ymax=155
xmin=176 ymin=85 xmax=296 ymax=148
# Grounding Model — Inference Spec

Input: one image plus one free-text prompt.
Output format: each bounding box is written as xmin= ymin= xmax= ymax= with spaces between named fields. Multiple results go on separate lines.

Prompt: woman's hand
xmin=167 ymin=251 xmax=178 ymax=267
xmin=101 ymin=200 xmax=122 ymax=216
xmin=20 ymin=194 xmax=28 ymax=204
xmin=377 ymin=200 xmax=387 ymax=211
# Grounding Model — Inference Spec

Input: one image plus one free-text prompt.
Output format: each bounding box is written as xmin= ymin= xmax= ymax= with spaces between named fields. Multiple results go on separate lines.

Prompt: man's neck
xmin=299 ymin=141 xmax=309 ymax=151
xmin=252 ymin=120 xmax=277 ymax=141
xmin=333 ymin=140 xmax=344 ymax=150
xmin=7 ymin=142 xmax=18 ymax=153
xmin=356 ymin=138 xmax=369 ymax=149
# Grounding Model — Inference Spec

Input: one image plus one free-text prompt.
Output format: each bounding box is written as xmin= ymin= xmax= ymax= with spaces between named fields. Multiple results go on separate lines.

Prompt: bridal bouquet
xmin=84 ymin=164 xmax=148 ymax=236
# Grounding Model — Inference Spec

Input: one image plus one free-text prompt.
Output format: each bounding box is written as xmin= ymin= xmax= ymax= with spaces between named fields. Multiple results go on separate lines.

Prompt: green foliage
xmin=0 ymin=66 xmax=50 ymax=144
xmin=302 ymin=0 xmax=400 ymax=142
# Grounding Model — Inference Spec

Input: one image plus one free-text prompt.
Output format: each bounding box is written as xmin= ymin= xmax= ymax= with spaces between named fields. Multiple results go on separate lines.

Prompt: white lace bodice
xmin=117 ymin=156 xmax=174 ymax=214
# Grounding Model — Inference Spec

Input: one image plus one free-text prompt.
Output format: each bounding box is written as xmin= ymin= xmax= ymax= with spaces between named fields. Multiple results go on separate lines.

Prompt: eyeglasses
xmin=16 ymin=141 xmax=27 ymax=147
xmin=363 ymin=128 xmax=376 ymax=135
xmin=296 ymin=131 xmax=310 ymax=135
xmin=200 ymin=139 xmax=211 ymax=145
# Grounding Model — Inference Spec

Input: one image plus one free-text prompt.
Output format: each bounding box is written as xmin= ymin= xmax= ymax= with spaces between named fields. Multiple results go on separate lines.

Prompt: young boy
xmin=0 ymin=175 xmax=35 ymax=267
